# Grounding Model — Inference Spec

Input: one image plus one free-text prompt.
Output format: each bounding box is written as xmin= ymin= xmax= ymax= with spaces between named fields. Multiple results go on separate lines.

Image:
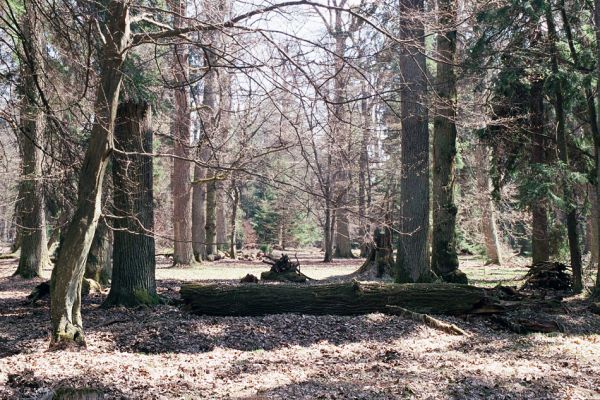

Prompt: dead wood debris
xmin=386 ymin=305 xmax=469 ymax=336
xmin=522 ymin=261 xmax=571 ymax=291
xmin=260 ymin=254 xmax=313 ymax=283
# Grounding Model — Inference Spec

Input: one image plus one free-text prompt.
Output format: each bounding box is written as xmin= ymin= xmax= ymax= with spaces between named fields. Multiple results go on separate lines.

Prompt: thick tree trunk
xmin=171 ymin=0 xmax=194 ymax=266
xmin=396 ymin=0 xmax=433 ymax=283
xmin=354 ymin=226 xmax=394 ymax=278
xmin=14 ymin=3 xmax=48 ymax=279
xmin=545 ymin=6 xmax=582 ymax=292
xmin=476 ymin=145 xmax=503 ymax=265
xmin=84 ymin=220 xmax=112 ymax=285
xmin=50 ymin=1 xmax=130 ymax=348
xmin=334 ymin=207 xmax=353 ymax=258
xmin=181 ymin=281 xmax=486 ymax=316
xmin=431 ymin=0 xmax=461 ymax=280
xmin=104 ymin=102 xmax=157 ymax=307
xmin=529 ymin=78 xmax=550 ymax=264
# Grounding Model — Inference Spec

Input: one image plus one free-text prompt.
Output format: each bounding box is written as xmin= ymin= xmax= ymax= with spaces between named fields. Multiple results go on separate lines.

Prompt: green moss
xmin=133 ymin=289 xmax=160 ymax=305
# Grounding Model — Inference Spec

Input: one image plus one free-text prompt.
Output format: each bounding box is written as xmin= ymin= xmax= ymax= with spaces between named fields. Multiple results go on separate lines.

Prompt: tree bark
xmin=334 ymin=206 xmax=353 ymax=258
xmin=476 ymin=145 xmax=502 ymax=265
xmin=358 ymin=84 xmax=371 ymax=257
xmin=395 ymin=0 xmax=433 ymax=283
xmin=205 ymin=179 xmax=218 ymax=258
xmin=594 ymin=0 xmax=600 ymax=296
xmin=180 ymin=281 xmax=486 ymax=316
xmin=84 ymin=219 xmax=112 ymax=285
xmin=14 ymin=2 xmax=48 ymax=279
xmin=229 ymin=182 xmax=239 ymax=258
xmin=192 ymin=159 xmax=206 ymax=261
xmin=545 ymin=4 xmax=583 ymax=292
xmin=431 ymin=0 xmax=461 ymax=280
xmin=104 ymin=101 xmax=157 ymax=307
xmin=529 ymin=78 xmax=550 ymax=265
xmin=171 ymin=0 xmax=194 ymax=266
xmin=216 ymin=183 xmax=227 ymax=250
xmin=50 ymin=1 xmax=131 ymax=347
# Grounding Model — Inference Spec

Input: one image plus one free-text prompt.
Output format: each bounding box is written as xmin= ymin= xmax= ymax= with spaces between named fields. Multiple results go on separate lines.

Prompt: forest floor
xmin=0 ymin=249 xmax=599 ymax=399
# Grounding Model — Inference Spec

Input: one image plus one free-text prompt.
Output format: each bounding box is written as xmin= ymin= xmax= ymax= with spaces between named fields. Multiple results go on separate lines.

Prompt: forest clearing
xmin=2 ymin=0 xmax=600 ymax=398
xmin=1 ymin=251 xmax=599 ymax=399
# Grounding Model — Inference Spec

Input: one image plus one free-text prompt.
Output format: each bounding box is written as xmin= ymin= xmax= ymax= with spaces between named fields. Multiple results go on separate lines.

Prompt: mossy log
xmin=180 ymin=281 xmax=487 ymax=316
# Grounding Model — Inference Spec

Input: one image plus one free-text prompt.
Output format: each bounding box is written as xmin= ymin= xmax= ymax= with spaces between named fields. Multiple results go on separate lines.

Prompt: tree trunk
xmin=181 ymin=281 xmax=486 ymax=316
xmin=205 ymin=180 xmax=218 ymax=259
xmin=431 ymin=0 xmax=461 ymax=280
xmin=529 ymin=78 xmax=550 ymax=264
xmin=395 ymin=0 xmax=433 ymax=283
xmin=323 ymin=199 xmax=334 ymax=262
xmin=84 ymin=219 xmax=112 ymax=285
xmin=476 ymin=145 xmax=502 ymax=265
xmin=104 ymin=101 xmax=157 ymax=307
xmin=50 ymin=1 xmax=131 ymax=348
xmin=171 ymin=0 xmax=194 ymax=266
xmin=594 ymin=0 xmax=600 ymax=295
xmin=358 ymin=84 xmax=371 ymax=257
xmin=192 ymin=159 xmax=206 ymax=261
xmin=354 ymin=226 xmax=394 ymax=278
xmin=14 ymin=2 xmax=48 ymax=279
xmin=334 ymin=207 xmax=353 ymax=258
xmin=545 ymin=5 xmax=583 ymax=292
xmin=591 ymin=184 xmax=600 ymax=271
xmin=229 ymin=183 xmax=239 ymax=258
xmin=217 ymin=184 xmax=227 ymax=250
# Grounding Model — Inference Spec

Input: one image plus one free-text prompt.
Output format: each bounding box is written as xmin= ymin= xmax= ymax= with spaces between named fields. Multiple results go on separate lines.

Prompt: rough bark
xmin=171 ymin=0 xmax=194 ymax=266
xmin=545 ymin=5 xmax=583 ymax=292
xmin=84 ymin=219 xmax=112 ymax=285
xmin=353 ymin=226 xmax=394 ymax=278
xmin=395 ymin=0 xmax=433 ymax=283
xmin=180 ymin=281 xmax=486 ymax=316
xmin=104 ymin=102 xmax=157 ymax=307
xmin=431 ymin=0 xmax=461 ymax=280
xmin=14 ymin=3 xmax=48 ymax=279
xmin=476 ymin=145 xmax=502 ymax=265
xmin=50 ymin=1 xmax=131 ymax=348
xmin=323 ymin=199 xmax=334 ymax=262
xmin=529 ymin=78 xmax=550 ymax=264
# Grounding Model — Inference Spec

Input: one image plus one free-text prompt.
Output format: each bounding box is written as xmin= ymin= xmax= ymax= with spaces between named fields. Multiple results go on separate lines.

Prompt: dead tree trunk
xmin=50 ymin=1 xmax=131 ymax=347
xmin=104 ymin=101 xmax=157 ymax=307
xmin=181 ymin=281 xmax=486 ymax=316
xmin=14 ymin=2 xmax=48 ymax=279
xmin=170 ymin=0 xmax=194 ymax=267
xmin=354 ymin=226 xmax=394 ymax=278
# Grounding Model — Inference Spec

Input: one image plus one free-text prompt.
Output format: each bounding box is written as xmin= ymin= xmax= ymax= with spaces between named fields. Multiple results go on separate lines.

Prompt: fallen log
xmin=180 ymin=281 xmax=488 ymax=316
